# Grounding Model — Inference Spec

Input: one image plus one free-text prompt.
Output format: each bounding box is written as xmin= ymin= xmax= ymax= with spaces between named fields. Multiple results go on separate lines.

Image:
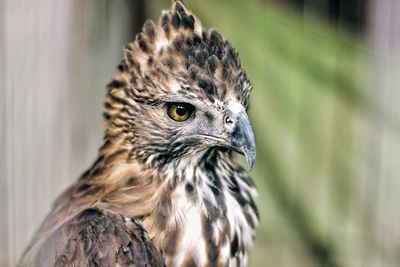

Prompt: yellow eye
xmin=166 ymin=102 xmax=195 ymax=122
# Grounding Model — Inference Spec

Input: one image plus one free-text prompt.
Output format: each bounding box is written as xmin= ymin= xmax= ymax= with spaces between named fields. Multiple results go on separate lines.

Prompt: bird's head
xmin=103 ymin=1 xmax=255 ymax=170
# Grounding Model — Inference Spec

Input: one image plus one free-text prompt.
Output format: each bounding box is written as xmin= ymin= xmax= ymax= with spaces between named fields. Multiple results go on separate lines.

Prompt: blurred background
xmin=1 ymin=0 xmax=400 ymax=266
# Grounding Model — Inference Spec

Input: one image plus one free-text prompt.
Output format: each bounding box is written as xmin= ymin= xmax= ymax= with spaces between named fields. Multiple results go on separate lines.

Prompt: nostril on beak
xmin=224 ymin=115 xmax=236 ymax=132
xmin=225 ymin=116 xmax=234 ymax=125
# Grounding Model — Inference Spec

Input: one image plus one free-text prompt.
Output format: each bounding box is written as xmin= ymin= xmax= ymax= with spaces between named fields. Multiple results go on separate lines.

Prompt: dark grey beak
xmin=229 ymin=112 xmax=256 ymax=170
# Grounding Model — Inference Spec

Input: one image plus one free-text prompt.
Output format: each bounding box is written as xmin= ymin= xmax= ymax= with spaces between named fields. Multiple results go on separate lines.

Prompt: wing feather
xmin=20 ymin=208 xmax=164 ymax=267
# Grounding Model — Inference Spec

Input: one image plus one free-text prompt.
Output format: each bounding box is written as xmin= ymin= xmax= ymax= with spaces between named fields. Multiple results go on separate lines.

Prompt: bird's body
xmin=19 ymin=1 xmax=258 ymax=266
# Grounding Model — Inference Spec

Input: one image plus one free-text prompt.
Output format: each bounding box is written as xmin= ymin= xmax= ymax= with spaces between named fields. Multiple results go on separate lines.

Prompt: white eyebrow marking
xmin=227 ymin=100 xmax=244 ymax=114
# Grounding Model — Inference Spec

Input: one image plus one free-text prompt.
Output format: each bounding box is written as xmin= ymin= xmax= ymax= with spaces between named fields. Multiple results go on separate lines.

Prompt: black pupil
xmin=176 ymin=105 xmax=187 ymax=116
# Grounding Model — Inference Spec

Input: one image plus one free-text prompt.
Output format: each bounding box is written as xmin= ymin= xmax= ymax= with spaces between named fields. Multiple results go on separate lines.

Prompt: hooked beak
xmin=228 ymin=111 xmax=256 ymax=170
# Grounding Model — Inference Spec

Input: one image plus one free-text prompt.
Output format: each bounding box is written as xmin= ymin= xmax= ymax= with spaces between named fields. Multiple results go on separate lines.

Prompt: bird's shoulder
xmin=20 ymin=208 xmax=165 ymax=267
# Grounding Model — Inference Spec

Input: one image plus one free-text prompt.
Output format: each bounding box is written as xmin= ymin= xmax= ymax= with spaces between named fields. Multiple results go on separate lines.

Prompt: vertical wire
xmin=362 ymin=0 xmax=392 ymax=265
xmin=0 ymin=0 xmax=9 ymax=264
xmin=6 ymin=0 xmax=16 ymax=263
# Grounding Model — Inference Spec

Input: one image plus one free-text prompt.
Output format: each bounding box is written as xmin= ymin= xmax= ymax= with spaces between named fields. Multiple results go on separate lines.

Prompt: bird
xmin=19 ymin=1 xmax=258 ymax=266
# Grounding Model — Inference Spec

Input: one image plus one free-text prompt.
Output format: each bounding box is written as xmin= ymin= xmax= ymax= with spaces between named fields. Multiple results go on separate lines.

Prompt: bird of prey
xmin=19 ymin=1 xmax=258 ymax=266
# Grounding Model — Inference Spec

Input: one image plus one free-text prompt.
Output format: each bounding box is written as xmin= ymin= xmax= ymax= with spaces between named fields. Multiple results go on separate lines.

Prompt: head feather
xmin=103 ymin=1 xmax=252 ymax=166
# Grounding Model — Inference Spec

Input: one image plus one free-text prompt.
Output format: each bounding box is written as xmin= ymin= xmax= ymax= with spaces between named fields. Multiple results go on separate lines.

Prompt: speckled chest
xmin=140 ymin=159 xmax=258 ymax=267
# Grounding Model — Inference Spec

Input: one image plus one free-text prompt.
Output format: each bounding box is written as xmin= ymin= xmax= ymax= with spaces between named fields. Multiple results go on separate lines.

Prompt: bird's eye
xmin=166 ymin=102 xmax=195 ymax=122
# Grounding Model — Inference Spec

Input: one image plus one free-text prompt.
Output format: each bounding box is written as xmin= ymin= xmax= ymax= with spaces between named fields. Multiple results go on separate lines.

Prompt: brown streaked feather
xmin=21 ymin=208 xmax=164 ymax=267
